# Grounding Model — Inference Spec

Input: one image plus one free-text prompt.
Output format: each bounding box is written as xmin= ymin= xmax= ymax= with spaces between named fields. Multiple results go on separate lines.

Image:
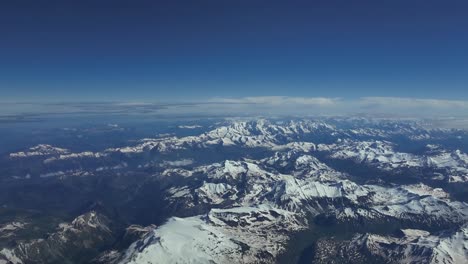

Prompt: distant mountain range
xmin=1 ymin=118 xmax=467 ymax=263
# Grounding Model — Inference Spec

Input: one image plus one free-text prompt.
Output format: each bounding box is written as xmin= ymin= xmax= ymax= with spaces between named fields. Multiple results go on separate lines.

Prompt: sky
xmin=0 ymin=0 xmax=467 ymax=105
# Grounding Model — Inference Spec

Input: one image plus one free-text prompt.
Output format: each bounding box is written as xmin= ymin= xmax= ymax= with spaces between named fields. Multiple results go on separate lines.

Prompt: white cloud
xmin=355 ymin=97 xmax=468 ymax=118
xmin=209 ymin=96 xmax=340 ymax=106
xmin=200 ymin=96 xmax=468 ymax=118
xmin=359 ymin=97 xmax=468 ymax=109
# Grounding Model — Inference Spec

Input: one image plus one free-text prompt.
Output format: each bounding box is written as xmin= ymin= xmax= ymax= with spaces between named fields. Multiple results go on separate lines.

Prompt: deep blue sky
xmin=1 ymin=0 xmax=467 ymax=101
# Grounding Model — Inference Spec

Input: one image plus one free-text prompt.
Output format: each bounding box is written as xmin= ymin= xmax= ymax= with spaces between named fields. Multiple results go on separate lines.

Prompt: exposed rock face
xmin=0 ymin=211 xmax=115 ymax=264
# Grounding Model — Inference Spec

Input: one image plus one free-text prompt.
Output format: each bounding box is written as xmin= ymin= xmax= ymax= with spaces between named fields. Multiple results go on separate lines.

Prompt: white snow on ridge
xmin=0 ymin=222 xmax=27 ymax=239
xmin=121 ymin=216 xmax=241 ymax=264
xmin=401 ymin=183 xmax=450 ymax=200
xmin=260 ymin=151 xmax=346 ymax=181
xmin=319 ymin=139 xmax=468 ymax=182
xmin=431 ymin=226 xmax=468 ymax=264
xmin=39 ymin=170 xmax=93 ymax=178
xmin=0 ymin=222 xmax=26 ymax=233
xmin=0 ymin=248 xmax=23 ymax=264
xmin=103 ymin=120 xmax=331 ymax=155
xmin=320 ymin=140 xmax=422 ymax=169
xmin=9 ymin=144 xmax=69 ymax=158
xmin=197 ymin=182 xmax=236 ymax=204
xmin=44 ymin=151 xmax=106 ymax=163
xmin=352 ymin=225 xmax=468 ymax=264
xmin=271 ymin=142 xmax=316 ymax=152
xmin=193 ymin=160 xmax=275 ymax=181
xmin=120 ymin=205 xmax=305 ymax=264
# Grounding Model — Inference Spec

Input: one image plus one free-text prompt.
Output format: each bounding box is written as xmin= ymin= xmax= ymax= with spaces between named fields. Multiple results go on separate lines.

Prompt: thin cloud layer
xmin=205 ymin=96 xmax=468 ymax=118
xmin=210 ymin=96 xmax=340 ymax=106
xmin=360 ymin=97 xmax=468 ymax=109
xmin=357 ymin=97 xmax=468 ymax=117
xmin=1 ymin=97 xmax=468 ymax=125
